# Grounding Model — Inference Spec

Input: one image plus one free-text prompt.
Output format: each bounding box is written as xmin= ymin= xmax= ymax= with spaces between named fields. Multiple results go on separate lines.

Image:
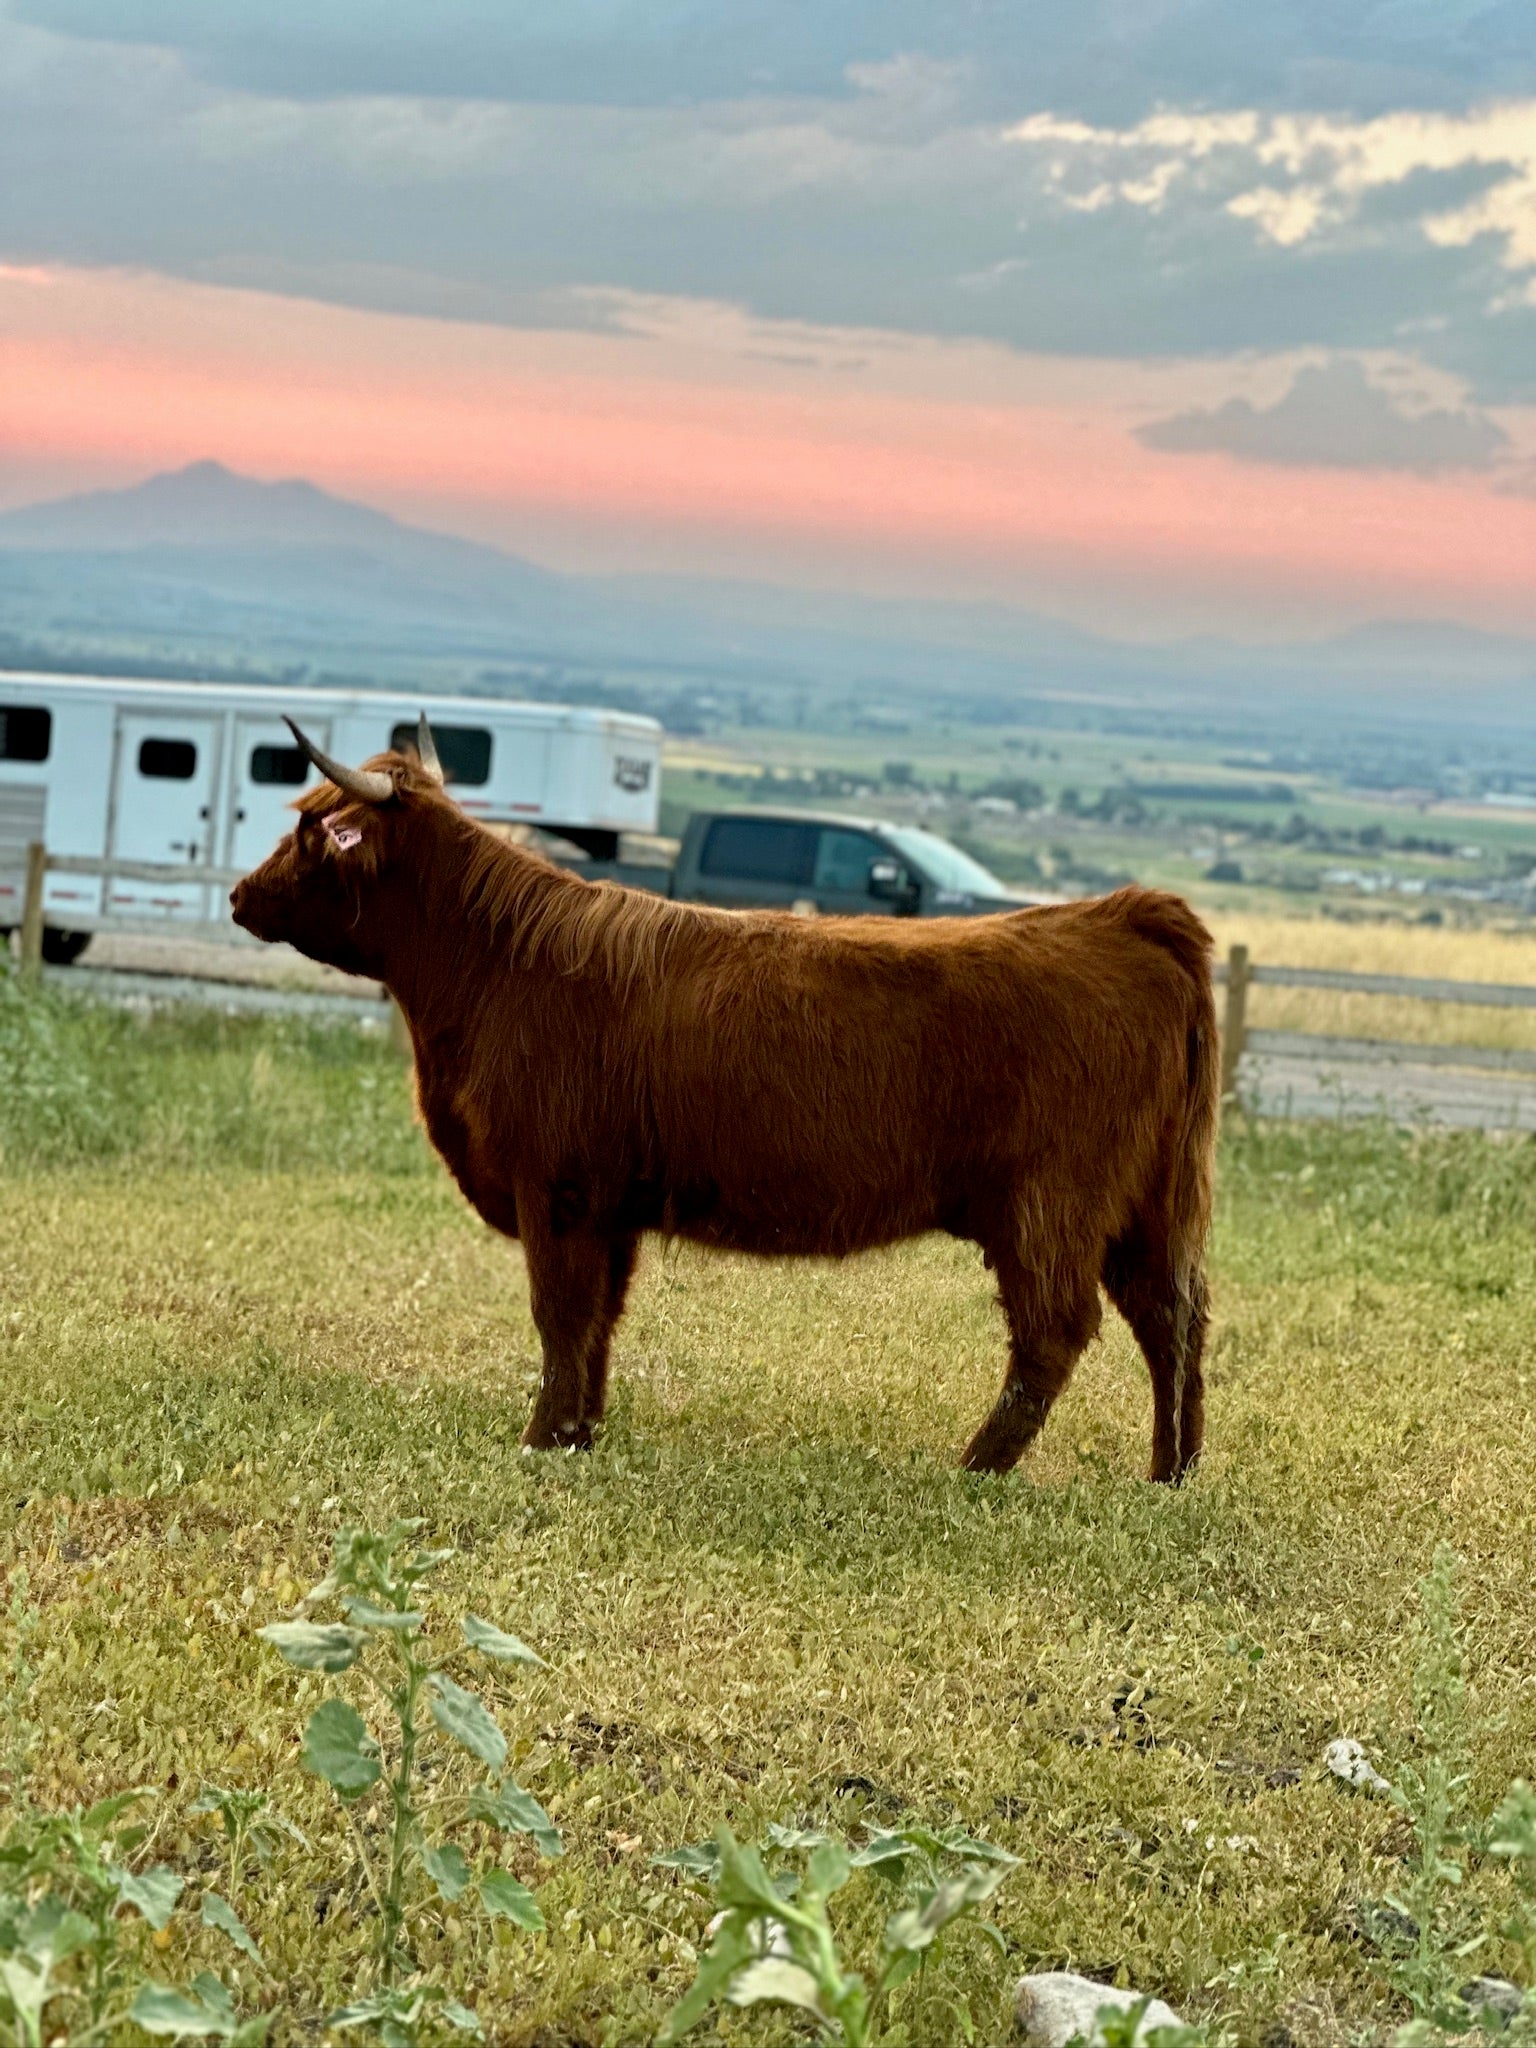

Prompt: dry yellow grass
xmin=1202 ymin=910 xmax=1536 ymax=1051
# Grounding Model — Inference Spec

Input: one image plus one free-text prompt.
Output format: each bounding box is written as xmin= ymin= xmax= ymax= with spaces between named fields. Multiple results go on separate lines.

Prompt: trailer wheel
xmin=41 ymin=928 xmax=91 ymax=966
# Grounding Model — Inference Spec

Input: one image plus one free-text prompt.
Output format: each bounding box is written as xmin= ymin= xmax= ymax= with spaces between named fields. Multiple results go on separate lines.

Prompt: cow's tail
xmin=1118 ymin=891 xmax=1220 ymax=1469
xmin=1170 ymin=987 xmax=1219 ymax=1403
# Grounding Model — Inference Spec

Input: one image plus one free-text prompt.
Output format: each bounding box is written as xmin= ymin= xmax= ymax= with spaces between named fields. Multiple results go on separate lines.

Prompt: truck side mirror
xmin=868 ymin=858 xmax=912 ymax=900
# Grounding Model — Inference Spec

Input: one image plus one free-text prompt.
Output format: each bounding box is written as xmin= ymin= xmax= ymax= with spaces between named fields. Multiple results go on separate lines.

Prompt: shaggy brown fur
xmin=231 ymin=751 xmax=1219 ymax=1480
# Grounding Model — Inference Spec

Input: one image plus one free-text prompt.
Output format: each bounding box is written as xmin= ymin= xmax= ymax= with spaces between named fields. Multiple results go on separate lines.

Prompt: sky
xmin=2 ymin=0 xmax=1535 ymax=642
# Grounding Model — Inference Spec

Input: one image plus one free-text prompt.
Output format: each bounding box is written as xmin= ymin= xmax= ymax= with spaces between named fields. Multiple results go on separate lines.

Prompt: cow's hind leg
xmin=520 ymin=1212 xmax=612 ymax=1451
xmin=1102 ymin=1223 xmax=1208 ymax=1483
xmin=961 ymin=1244 xmax=1102 ymax=1475
xmin=579 ymin=1233 xmax=639 ymax=1431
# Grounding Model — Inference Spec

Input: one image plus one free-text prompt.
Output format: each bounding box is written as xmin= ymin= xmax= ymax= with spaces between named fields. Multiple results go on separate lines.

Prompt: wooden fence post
xmin=1220 ymin=942 xmax=1250 ymax=1104
xmin=19 ymin=841 xmax=46 ymax=982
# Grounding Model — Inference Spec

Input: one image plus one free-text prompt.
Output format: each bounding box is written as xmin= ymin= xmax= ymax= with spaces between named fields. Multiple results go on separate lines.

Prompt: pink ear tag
xmin=321 ymin=810 xmax=363 ymax=851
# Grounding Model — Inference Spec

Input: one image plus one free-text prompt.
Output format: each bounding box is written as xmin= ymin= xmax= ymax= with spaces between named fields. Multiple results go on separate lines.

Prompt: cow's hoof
xmin=523 ymin=1422 xmax=593 ymax=1452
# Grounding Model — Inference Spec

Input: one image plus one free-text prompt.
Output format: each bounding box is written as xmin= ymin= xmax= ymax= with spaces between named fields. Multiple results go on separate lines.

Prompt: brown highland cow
xmin=231 ymin=718 xmax=1218 ymax=1481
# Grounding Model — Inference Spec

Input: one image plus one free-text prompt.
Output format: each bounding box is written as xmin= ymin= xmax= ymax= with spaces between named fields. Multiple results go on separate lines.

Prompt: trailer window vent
xmin=138 ymin=738 xmax=197 ymax=780
xmin=0 ymin=706 xmax=51 ymax=762
xmin=390 ymin=723 xmax=491 ymax=786
xmin=250 ymin=743 xmax=309 ymax=786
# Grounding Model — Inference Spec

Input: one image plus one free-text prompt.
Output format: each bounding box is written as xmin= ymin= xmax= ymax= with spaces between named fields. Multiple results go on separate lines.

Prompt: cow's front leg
xmin=520 ymin=1198 xmax=610 ymax=1451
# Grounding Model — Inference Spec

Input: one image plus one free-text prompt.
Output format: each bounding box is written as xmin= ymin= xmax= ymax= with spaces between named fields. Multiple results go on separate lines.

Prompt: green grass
xmin=3 ymin=983 xmax=1536 ymax=2043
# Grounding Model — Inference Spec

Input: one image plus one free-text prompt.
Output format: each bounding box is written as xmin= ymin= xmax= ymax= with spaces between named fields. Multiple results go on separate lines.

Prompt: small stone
xmin=1459 ymin=1977 xmax=1523 ymax=2025
xmin=1324 ymin=1737 xmax=1391 ymax=1795
xmin=1352 ymin=1901 xmax=1419 ymax=1947
xmin=1015 ymin=1972 xmax=1183 ymax=2048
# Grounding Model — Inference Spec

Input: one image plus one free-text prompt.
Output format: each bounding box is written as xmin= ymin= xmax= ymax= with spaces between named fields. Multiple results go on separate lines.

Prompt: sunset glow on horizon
xmin=4 ymin=263 xmax=1535 ymax=644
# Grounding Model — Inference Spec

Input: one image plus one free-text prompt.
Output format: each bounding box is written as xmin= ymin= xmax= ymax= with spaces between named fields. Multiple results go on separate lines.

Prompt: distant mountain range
xmin=2 ymin=461 xmax=1532 ymax=724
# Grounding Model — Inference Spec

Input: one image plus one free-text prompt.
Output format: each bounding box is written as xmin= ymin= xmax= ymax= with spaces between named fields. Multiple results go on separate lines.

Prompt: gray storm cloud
xmin=1138 ymin=360 xmax=1512 ymax=472
xmin=3 ymin=2 xmax=1536 ymax=414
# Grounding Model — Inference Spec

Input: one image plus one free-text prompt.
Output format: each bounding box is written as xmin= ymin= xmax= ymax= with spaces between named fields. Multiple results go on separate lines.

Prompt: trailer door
xmin=109 ymin=711 xmax=223 ymax=919
xmin=227 ymin=716 xmax=330 ymax=872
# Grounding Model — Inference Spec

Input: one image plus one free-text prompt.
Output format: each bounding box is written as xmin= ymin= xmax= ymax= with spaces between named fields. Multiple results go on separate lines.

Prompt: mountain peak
xmin=0 ymin=459 xmax=422 ymax=553
xmin=0 ymin=459 xmax=572 ymax=633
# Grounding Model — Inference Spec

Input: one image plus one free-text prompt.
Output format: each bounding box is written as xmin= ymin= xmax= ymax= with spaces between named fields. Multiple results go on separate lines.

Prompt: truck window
xmin=884 ymin=826 xmax=1008 ymax=896
xmin=250 ymin=743 xmax=310 ymax=786
xmin=390 ymin=722 xmax=491 ymax=787
xmin=138 ymin=738 xmax=197 ymax=780
xmin=698 ymin=818 xmax=817 ymax=884
xmin=813 ymin=827 xmax=882 ymax=893
xmin=0 ymin=706 xmax=51 ymax=762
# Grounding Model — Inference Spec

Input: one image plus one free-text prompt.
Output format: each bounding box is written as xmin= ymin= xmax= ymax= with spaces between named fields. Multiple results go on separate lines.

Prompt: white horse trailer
xmin=0 ymin=673 xmax=662 ymax=960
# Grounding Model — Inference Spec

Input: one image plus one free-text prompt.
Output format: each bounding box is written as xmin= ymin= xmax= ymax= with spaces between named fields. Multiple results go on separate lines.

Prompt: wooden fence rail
xmin=10 ymin=841 xmax=251 ymax=978
xmin=10 ymin=840 xmax=414 ymax=1046
xmin=1215 ymin=942 xmax=1536 ymax=1107
xmin=45 ymin=852 xmax=249 ymax=888
xmin=1216 ymin=957 xmax=1536 ymax=1009
xmin=1244 ymin=1029 xmax=1536 ymax=1076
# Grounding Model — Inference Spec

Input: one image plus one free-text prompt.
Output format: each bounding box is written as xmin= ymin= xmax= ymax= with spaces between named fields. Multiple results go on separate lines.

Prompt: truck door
xmin=108 ymin=711 xmax=223 ymax=919
xmin=227 ymin=716 xmax=330 ymax=872
xmin=809 ymin=825 xmax=910 ymax=916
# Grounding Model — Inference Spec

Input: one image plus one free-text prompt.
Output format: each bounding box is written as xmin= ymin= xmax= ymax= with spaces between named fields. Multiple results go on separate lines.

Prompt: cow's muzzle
xmin=229 ymin=878 xmax=276 ymax=940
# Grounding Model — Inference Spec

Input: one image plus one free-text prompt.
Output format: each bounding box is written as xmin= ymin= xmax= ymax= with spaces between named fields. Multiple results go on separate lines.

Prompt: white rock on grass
xmin=1015 ymin=1972 xmax=1184 ymax=2047
xmin=1324 ymin=1737 xmax=1391 ymax=1795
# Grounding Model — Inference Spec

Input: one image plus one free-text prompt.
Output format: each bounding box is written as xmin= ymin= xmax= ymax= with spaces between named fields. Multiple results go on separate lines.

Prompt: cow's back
xmin=593 ymin=886 xmax=1212 ymax=1256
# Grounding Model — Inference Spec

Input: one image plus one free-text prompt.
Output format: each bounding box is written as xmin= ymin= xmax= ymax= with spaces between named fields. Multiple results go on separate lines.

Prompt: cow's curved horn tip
xmin=416 ymin=711 xmax=445 ymax=787
xmin=283 ymin=716 xmax=394 ymax=804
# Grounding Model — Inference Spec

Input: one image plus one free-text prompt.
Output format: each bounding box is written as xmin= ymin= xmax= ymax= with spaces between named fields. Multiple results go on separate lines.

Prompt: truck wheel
xmin=41 ymin=928 xmax=91 ymax=966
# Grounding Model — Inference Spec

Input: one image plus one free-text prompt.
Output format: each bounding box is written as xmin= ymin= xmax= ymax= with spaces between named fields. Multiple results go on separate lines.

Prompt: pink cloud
xmin=3 ymin=264 xmax=1534 ymax=639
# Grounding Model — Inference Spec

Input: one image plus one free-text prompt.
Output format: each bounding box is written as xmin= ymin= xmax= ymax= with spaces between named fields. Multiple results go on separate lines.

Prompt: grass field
xmin=3 ymin=981 xmax=1536 ymax=2044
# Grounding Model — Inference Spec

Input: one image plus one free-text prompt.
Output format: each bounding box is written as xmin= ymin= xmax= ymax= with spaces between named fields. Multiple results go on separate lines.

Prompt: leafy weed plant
xmin=1385 ymin=1545 xmax=1477 ymax=2026
xmin=0 ymin=1791 xmax=262 ymax=2048
xmin=1088 ymin=1998 xmax=1207 ymax=2048
xmin=654 ymin=1821 xmax=1018 ymax=2048
xmin=189 ymin=1786 xmax=307 ymax=1899
xmin=260 ymin=1521 xmax=560 ymax=2012
xmin=1483 ymin=1784 xmax=1536 ymax=2036
xmin=1361 ymin=1548 xmax=1536 ymax=2045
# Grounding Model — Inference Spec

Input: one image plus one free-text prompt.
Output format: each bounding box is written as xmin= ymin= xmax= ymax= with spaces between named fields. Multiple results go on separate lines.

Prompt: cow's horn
xmin=284 ymin=717 xmax=394 ymax=803
xmin=416 ymin=712 xmax=445 ymax=786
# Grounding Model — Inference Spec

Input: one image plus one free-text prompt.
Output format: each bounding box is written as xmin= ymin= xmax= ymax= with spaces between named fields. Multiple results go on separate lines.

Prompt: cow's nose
xmin=229 ymin=879 xmax=249 ymax=922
